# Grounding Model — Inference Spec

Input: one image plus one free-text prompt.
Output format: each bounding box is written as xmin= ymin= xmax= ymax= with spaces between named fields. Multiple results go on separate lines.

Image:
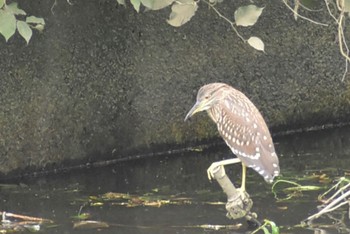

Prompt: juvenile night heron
xmin=185 ymin=83 xmax=280 ymax=192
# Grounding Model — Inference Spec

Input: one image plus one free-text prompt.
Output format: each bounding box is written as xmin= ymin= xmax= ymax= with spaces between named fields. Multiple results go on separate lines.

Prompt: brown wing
xmin=208 ymin=88 xmax=280 ymax=182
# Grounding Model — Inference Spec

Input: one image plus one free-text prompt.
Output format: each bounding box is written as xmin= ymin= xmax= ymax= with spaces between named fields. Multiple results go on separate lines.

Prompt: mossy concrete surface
xmin=0 ymin=0 xmax=350 ymax=175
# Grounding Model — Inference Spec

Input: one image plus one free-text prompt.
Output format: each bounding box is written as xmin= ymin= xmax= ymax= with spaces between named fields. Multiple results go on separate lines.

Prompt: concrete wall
xmin=0 ymin=0 xmax=349 ymax=174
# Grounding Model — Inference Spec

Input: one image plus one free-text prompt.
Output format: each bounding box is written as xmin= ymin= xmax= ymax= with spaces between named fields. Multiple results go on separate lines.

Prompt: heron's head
xmin=184 ymin=83 xmax=229 ymax=121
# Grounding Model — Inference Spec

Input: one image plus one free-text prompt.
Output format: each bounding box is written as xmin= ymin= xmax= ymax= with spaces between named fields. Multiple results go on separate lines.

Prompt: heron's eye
xmin=204 ymin=95 xmax=210 ymax=99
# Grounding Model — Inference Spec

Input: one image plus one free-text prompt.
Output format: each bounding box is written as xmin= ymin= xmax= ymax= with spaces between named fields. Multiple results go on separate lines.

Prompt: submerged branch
xmin=210 ymin=161 xmax=254 ymax=220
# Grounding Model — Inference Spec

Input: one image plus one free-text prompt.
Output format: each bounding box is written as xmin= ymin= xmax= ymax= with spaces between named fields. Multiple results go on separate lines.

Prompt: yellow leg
xmin=240 ymin=164 xmax=246 ymax=192
xmin=207 ymin=158 xmax=241 ymax=180
xmin=207 ymin=159 xmax=247 ymax=192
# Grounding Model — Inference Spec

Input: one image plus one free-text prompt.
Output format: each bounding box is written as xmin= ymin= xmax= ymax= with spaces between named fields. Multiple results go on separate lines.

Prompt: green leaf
xmin=33 ymin=23 xmax=44 ymax=32
xmin=209 ymin=0 xmax=223 ymax=3
xmin=0 ymin=9 xmax=16 ymax=42
xmin=264 ymin=220 xmax=279 ymax=234
xmin=247 ymin=36 xmax=265 ymax=52
xmin=167 ymin=0 xmax=198 ymax=27
xmin=140 ymin=0 xmax=151 ymax=8
xmin=116 ymin=0 xmax=125 ymax=6
xmin=130 ymin=0 xmax=141 ymax=12
xmin=262 ymin=227 xmax=271 ymax=234
xmin=269 ymin=221 xmax=279 ymax=234
xmin=17 ymin=20 xmax=32 ymax=44
xmin=26 ymin=16 xmax=45 ymax=25
xmin=71 ymin=212 xmax=91 ymax=220
xmin=272 ymin=225 xmax=280 ymax=234
xmin=343 ymin=0 xmax=350 ymax=12
xmin=234 ymin=5 xmax=264 ymax=27
xmin=7 ymin=2 xmax=26 ymax=15
xmin=141 ymin=0 xmax=174 ymax=10
xmin=0 ymin=0 xmax=5 ymax=8
xmin=73 ymin=220 xmax=109 ymax=230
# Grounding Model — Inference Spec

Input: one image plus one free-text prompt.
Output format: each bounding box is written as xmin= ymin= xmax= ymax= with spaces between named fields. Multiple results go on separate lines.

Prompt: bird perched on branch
xmin=185 ymin=83 xmax=280 ymax=192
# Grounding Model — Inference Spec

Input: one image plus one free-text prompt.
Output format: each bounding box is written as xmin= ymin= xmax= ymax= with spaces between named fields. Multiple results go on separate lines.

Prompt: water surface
xmin=1 ymin=126 xmax=350 ymax=233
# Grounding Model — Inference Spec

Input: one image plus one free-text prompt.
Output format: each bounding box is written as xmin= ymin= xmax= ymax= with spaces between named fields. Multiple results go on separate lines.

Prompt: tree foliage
xmin=118 ymin=0 xmax=265 ymax=51
xmin=0 ymin=0 xmax=266 ymax=52
xmin=0 ymin=0 xmax=45 ymax=44
xmin=2 ymin=0 xmax=350 ymax=76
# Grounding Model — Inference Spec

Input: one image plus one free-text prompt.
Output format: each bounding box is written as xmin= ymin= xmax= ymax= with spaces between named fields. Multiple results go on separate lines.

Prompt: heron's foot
xmin=238 ymin=184 xmax=246 ymax=193
xmin=207 ymin=162 xmax=225 ymax=180
xmin=236 ymin=187 xmax=246 ymax=196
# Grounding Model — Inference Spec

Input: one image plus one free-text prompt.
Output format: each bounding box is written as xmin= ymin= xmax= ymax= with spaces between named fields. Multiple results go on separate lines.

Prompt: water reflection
xmin=0 ymin=126 xmax=350 ymax=233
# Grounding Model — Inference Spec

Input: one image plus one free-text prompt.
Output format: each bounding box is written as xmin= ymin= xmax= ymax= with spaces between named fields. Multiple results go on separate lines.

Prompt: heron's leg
xmin=207 ymin=158 xmax=241 ymax=180
xmin=240 ymin=164 xmax=246 ymax=192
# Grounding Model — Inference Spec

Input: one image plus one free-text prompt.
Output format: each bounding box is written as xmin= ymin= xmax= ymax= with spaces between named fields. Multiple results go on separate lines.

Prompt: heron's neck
xmin=207 ymin=106 xmax=221 ymax=123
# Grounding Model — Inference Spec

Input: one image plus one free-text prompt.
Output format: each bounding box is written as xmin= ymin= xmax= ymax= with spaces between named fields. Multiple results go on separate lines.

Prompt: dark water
xmin=1 ymin=126 xmax=350 ymax=233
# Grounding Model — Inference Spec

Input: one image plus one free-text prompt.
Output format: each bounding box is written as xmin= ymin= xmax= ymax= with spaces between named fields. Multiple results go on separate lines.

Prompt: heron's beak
xmin=184 ymin=101 xmax=205 ymax=121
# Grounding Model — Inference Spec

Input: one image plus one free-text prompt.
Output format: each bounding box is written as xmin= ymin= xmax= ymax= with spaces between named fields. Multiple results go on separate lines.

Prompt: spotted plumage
xmin=185 ymin=83 xmax=280 ymax=183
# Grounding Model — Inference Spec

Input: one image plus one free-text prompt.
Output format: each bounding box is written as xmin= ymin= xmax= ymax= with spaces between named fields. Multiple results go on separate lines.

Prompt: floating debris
xmin=73 ymin=220 xmax=109 ymax=230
